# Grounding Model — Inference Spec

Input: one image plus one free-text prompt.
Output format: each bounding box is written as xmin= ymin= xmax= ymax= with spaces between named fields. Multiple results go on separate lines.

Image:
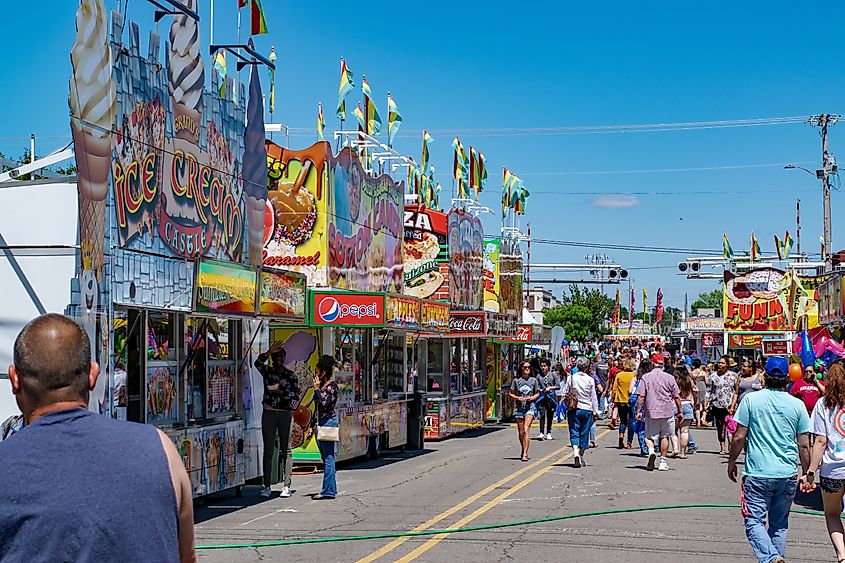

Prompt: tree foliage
xmin=691 ymin=288 xmax=723 ymax=314
xmin=543 ymin=285 xmax=617 ymax=339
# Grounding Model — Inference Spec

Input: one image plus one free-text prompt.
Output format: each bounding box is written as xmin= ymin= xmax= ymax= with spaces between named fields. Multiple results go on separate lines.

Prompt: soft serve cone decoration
xmin=168 ymin=0 xmax=204 ymax=143
xmin=69 ymin=0 xmax=116 ymax=282
xmin=243 ymin=61 xmax=268 ymax=266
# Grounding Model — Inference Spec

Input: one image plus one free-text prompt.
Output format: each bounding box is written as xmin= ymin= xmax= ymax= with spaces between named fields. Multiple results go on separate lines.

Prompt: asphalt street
xmin=194 ymin=422 xmax=836 ymax=562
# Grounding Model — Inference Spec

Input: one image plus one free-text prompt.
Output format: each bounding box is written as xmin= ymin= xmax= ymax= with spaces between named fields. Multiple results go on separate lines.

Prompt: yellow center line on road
xmin=355 ymin=439 xmax=575 ymax=563
xmin=396 ymin=428 xmax=613 ymax=563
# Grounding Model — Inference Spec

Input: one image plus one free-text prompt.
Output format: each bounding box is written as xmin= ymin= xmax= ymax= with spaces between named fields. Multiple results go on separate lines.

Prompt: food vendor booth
xmin=263 ymin=139 xmax=411 ymax=463
xmin=64 ymin=5 xmax=306 ymax=497
xmin=723 ymin=267 xmax=823 ymax=361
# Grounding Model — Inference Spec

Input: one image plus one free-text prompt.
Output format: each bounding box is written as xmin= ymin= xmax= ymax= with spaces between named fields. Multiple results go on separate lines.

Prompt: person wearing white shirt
xmin=561 ymin=357 xmax=600 ymax=468
xmin=801 ymin=361 xmax=845 ymax=563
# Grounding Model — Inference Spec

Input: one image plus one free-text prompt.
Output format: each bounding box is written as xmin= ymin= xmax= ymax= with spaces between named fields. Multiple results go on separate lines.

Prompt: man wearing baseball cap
xmin=636 ymin=353 xmax=683 ymax=472
xmin=728 ymin=356 xmax=811 ymax=563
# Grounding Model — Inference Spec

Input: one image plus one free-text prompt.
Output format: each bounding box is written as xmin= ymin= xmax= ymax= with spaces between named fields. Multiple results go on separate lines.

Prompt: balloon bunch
xmin=793 ymin=328 xmax=845 ymax=368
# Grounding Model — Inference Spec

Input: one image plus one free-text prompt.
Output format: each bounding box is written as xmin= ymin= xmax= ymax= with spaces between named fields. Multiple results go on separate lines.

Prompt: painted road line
xmin=397 ymin=428 xmax=613 ymax=562
xmin=355 ymin=441 xmax=572 ymax=563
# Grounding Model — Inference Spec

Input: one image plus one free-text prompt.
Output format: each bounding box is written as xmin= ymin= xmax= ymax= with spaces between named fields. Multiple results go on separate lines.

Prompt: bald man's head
xmin=13 ymin=314 xmax=92 ymax=403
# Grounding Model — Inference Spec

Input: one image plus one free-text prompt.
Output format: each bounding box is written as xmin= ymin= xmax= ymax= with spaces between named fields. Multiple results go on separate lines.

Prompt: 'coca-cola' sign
xmin=447 ymin=311 xmax=487 ymax=336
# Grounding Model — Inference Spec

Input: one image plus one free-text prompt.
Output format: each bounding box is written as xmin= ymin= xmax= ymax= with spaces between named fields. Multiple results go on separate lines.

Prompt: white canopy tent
xmin=0 ymin=180 xmax=78 ymax=420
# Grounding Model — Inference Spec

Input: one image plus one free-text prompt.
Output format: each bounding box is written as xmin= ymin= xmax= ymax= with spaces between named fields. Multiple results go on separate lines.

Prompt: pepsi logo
xmin=318 ymin=297 xmax=341 ymax=322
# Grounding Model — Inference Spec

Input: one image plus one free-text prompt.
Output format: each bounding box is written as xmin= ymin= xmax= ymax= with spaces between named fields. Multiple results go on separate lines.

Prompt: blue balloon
xmin=800 ymin=330 xmax=816 ymax=368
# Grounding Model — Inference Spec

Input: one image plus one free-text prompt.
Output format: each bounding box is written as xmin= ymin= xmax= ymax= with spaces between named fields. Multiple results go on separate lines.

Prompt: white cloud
xmin=591 ymin=194 xmax=641 ymax=208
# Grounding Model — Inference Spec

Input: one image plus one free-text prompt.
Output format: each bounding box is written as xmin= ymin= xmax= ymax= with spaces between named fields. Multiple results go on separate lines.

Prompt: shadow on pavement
xmin=340 ymin=448 xmax=436 ymax=471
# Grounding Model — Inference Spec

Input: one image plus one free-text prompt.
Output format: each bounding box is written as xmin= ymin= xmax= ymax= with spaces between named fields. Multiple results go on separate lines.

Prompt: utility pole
xmin=809 ymin=114 xmax=839 ymax=271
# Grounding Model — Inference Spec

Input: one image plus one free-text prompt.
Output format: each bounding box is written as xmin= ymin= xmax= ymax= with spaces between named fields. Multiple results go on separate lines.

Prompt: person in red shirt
xmin=790 ymin=364 xmax=826 ymax=415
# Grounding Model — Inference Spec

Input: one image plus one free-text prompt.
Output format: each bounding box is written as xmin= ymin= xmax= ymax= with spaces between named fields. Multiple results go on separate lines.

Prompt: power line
xmin=520 ymin=161 xmax=816 ymax=176
xmin=532 ymin=238 xmax=721 ymax=255
xmin=282 ymin=115 xmax=811 ymax=139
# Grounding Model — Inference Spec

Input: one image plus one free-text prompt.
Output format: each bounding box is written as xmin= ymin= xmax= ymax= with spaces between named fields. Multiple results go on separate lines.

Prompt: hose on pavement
xmin=196 ymin=502 xmax=832 ymax=550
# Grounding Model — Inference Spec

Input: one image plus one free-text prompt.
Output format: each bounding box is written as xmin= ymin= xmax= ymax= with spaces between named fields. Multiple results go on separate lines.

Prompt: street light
xmin=785 ymin=162 xmax=833 ymax=271
xmin=784 ymin=164 xmax=819 ymax=177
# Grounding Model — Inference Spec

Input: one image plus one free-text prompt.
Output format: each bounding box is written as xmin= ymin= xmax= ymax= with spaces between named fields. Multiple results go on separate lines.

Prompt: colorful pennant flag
xmin=502 ymin=167 xmax=515 ymax=218
xmin=238 ymin=0 xmax=248 ymax=8
xmin=317 ymin=103 xmax=325 ymax=141
xmin=774 ymin=231 xmax=795 ymax=260
xmin=612 ymin=289 xmax=620 ymax=325
xmin=267 ymin=46 xmax=276 ymax=114
xmin=421 ymin=131 xmax=433 ymax=171
xmin=336 ymin=58 xmax=354 ymax=120
xmin=629 ymin=286 xmax=635 ymax=329
xmin=723 ymin=232 xmax=734 ymax=260
xmin=250 ymin=0 xmax=268 ymax=35
xmin=387 ymin=93 xmax=402 ymax=147
xmin=642 ymin=288 xmax=648 ymax=317
xmin=213 ymin=50 xmax=226 ymax=97
xmin=750 ymin=232 xmax=760 ymax=261
xmin=656 ymin=288 xmax=664 ymax=324
xmin=452 ymin=136 xmax=467 ymax=180
xmin=361 ymin=76 xmax=382 ymax=135
xmin=353 ymin=102 xmax=365 ymax=131
xmin=478 ymin=151 xmax=487 ymax=192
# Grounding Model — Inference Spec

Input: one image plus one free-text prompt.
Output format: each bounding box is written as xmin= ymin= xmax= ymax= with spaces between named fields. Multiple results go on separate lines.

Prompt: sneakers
xmin=647 ymin=452 xmax=656 ymax=471
xmin=658 ymin=459 xmax=669 ymax=471
xmin=546 ymin=433 xmax=553 ymax=440
xmin=687 ymin=445 xmax=698 ymax=455
xmin=280 ymin=486 xmax=292 ymax=498
xmin=535 ymin=433 xmax=545 ymax=441
xmin=260 ymin=486 xmax=271 ymax=498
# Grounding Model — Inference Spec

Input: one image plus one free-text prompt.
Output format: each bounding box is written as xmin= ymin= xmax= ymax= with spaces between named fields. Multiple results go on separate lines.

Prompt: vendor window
xmin=450 ymin=339 xmax=472 ymax=393
xmin=426 ymin=339 xmax=445 ymax=394
xmin=469 ymin=340 xmax=484 ymax=390
xmin=335 ymin=327 xmax=369 ymax=404
xmin=146 ymin=311 xmax=179 ymax=426
xmin=374 ymin=331 xmax=407 ymax=397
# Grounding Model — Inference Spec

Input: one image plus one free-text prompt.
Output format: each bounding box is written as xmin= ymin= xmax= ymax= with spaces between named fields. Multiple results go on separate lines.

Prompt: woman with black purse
xmin=313 ymin=355 xmax=339 ymax=500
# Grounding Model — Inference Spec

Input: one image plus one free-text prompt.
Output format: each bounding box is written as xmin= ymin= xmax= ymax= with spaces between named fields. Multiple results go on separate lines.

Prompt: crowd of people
xmin=513 ymin=337 xmax=845 ymax=563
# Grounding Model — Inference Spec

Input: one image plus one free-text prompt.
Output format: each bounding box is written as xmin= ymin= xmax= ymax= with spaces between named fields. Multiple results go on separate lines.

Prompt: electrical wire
xmin=532 ymin=238 xmax=721 ymax=255
xmin=194 ymin=503 xmax=834 ymax=550
xmin=520 ymin=161 xmax=816 ymax=176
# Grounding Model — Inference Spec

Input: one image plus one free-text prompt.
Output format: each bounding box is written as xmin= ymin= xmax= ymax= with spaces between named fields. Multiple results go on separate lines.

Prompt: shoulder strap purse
xmin=564 ymin=376 xmax=579 ymax=410
xmin=316 ymin=384 xmax=340 ymax=442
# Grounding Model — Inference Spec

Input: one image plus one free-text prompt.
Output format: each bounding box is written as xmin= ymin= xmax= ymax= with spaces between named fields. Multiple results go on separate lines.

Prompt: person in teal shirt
xmin=728 ymin=356 xmax=811 ymax=563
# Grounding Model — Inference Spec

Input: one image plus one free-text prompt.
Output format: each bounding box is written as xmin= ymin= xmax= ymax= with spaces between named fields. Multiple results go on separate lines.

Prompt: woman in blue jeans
xmin=313 ymin=355 xmax=339 ymax=500
xmin=562 ymin=357 xmax=600 ymax=468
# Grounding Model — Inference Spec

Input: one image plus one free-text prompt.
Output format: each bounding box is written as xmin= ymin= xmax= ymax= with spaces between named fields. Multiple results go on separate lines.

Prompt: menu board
xmin=386 ymin=294 xmax=421 ymax=329
xmin=194 ymin=260 xmax=258 ymax=315
xmin=420 ymin=299 xmax=449 ymax=332
xmin=259 ymin=267 xmax=307 ymax=321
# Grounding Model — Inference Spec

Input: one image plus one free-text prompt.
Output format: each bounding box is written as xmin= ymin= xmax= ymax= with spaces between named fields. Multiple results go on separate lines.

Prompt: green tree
xmin=691 ymin=288 xmax=723 ymax=315
xmin=543 ymin=304 xmax=593 ymax=341
xmin=559 ymin=284 xmax=615 ymax=336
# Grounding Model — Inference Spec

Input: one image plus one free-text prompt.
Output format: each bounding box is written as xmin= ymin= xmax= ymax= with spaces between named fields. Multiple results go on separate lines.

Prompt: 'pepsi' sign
xmin=311 ymin=291 xmax=386 ymax=326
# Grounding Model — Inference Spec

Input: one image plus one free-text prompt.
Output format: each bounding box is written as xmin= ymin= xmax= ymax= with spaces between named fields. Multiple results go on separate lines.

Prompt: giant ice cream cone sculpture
xmin=168 ymin=0 xmax=204 ymax=144
xmin=69 ymin=0 xmax=116 ymax=282
xmin=243 ymin=61 xmax=268 ymax=266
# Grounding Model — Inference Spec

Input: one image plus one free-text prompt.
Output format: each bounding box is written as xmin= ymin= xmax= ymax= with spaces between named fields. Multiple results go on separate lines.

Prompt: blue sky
xmin=4 ymin=0 xmax=845 ymax=311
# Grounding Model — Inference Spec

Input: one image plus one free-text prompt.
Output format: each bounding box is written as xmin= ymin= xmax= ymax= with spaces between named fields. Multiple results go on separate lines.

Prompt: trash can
xmin=407 ymin=390 xmax=426 ymax=450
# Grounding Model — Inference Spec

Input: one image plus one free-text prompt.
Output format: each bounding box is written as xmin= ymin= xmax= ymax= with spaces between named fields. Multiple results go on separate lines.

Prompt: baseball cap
xmin=651 ymin=353 xmax=665 ymax=364
xmin=765 ymin=356 xmax=789 ymax=377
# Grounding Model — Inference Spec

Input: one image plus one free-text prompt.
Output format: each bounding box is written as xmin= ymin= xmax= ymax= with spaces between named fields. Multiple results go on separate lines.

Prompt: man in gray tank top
xmin=0 ymin=314 xmax=196 ymax=562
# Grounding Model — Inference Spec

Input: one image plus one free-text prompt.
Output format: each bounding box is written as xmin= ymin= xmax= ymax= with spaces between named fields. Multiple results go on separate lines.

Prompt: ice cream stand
xmin=65 ymin=0 xmax=307 ymax=497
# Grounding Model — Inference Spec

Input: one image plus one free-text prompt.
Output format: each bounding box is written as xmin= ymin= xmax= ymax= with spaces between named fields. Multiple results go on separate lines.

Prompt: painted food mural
xmin=328 ymin=147 xmax=404 ymax=292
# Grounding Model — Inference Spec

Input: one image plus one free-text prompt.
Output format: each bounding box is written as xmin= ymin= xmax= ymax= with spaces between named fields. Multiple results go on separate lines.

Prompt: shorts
xmin=681 ymin=403 xmax=694 ymax=421
xmin=645 ymin=417 xmax=676 ymax=440
xmin=515 ymin=402 xmax=535 ymax=419
xmin=820 ymin=476 xmax=845 ymax=494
